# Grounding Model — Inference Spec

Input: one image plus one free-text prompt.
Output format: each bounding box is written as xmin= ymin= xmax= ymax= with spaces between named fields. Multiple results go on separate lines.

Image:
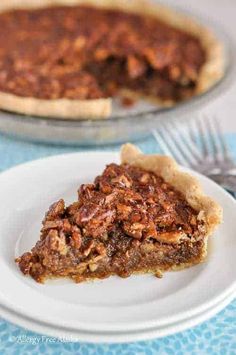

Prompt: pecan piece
xmin=70 ymin=226 xmax=82 ymax=249
xmin=44 ymin=199 xmax=65 ymax=221
xmin=123 ymin=221 xmax=146 ymax=239
xmin=116 ymin=203 xmax=132 ymax=220
xmin=45 ymin=229 xmax=68 ymax=255
xmin=111 ymin=174 xmax=132 ymax=188
xmin=89 ymin=263 xmax=98 ymax=272
xmin=127 ymin=55 xmax=147 ymax=79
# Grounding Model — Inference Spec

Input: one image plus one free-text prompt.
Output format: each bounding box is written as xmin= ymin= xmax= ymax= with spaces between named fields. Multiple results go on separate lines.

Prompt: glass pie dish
xmin=0 ymin=6 xmax=234 ymax=146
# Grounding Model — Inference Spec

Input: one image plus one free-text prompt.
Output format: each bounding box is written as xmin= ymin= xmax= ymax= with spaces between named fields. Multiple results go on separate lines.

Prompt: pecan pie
xmin=16 ymin=144 xmax=222 ymax=283
xmin=0 ymin=0 xmax=224 ymax=119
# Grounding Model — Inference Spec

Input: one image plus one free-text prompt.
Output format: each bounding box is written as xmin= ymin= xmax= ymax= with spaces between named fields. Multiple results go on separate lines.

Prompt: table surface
xmin=0 ymin=0 xmax=236 ymax=353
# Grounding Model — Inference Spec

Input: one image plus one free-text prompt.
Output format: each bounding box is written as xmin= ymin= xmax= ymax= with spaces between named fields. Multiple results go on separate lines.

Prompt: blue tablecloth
xmin=0 ymin=132 xmax=235 ymax=355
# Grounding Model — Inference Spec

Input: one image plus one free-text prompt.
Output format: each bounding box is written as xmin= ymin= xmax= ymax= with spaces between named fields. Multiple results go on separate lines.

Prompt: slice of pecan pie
xmin=0 ymin=0 xmax=224 ymax=119
xmin=16 ymin=144 xmax=222 ymax=283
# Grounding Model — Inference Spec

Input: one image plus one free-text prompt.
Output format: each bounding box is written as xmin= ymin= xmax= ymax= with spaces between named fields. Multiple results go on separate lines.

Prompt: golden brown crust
xmin=0 ymin=0 xmax=225 ymax=119
xmin=121 ymin=143 xmax=223 ymax=237
xmin=0 ymin=92 xmax=111 ymax=119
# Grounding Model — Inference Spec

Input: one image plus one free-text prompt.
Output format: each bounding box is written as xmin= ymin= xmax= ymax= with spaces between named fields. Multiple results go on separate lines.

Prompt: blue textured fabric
xmin=0 ymin=132 xmax=235 ymax=355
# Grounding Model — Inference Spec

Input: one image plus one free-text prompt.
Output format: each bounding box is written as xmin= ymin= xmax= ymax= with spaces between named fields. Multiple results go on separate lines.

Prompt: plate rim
xmin=0 ymin=289 xmax=235 ymax=344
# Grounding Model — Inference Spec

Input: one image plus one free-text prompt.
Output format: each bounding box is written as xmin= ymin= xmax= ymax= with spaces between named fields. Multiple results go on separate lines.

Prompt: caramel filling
xmin=0 ymin=5 xmax=205 ymax=103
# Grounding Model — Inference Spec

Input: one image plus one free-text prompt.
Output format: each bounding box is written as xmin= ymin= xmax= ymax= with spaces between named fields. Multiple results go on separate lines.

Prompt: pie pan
xmin=0 ymin=3 xmax=234 ymax=145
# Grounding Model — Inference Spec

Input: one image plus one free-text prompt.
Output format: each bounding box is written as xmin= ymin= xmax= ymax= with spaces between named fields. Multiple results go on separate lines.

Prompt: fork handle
xmin=208 ymin=174 xmax=236 ymax=197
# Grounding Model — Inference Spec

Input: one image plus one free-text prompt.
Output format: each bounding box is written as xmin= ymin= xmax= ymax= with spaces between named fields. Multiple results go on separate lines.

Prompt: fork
xmin=152 ymin=116 xmax=236 ymax=195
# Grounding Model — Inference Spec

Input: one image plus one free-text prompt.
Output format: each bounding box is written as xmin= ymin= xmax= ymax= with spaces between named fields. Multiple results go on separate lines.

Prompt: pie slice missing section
xmin=0 ymin=1 xmax=224 ymax=119
xmin=16 ymin=144 xmax=222 ymax=283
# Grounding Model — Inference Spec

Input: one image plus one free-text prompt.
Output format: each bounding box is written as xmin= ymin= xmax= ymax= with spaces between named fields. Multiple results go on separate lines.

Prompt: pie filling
xmin=0 ymin=5 xmax=206 ymax=103
xmin=16 ymin=163 xmax=207 ymax=283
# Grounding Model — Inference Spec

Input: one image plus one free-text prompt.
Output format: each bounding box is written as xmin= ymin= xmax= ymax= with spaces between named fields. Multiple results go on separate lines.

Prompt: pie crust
xmin=0 ymin=0 xmax=225 ymax=120
xmin=16 ymin=144 xmax=222 ymax=283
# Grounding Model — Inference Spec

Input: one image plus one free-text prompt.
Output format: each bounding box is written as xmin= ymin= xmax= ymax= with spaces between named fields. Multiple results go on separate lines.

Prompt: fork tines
xmin=152 ymin=115 xmax=233 ymax=169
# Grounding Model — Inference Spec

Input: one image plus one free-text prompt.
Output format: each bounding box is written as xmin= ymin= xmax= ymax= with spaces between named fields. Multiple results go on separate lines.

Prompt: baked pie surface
xmin=0 ymin=0 xmax=224 ymax=119
xmin=16 ymin=144 xmax=222 ymax=283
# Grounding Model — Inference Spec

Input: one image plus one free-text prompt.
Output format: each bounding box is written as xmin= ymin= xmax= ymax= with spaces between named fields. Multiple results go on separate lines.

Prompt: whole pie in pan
xmin=0 ymin=0 xmax=224 ymax=119
xmin=16 ymin=144 xmax=222 ymax=283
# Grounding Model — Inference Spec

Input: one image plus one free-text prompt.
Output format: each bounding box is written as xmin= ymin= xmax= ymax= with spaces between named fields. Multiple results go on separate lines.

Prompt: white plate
xmin=0 ymin=287 xmax=235 ymax=343
xmin=0 ymin=152 xmax=235 ymax=334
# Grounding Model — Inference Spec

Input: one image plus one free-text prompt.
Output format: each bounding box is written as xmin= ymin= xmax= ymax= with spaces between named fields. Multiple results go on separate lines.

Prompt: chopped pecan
xmin=42 ymin=220 xmax=62 ymax=231
xmin=66 ymin=201 xmax=80 ymax=216
xmin=111 ymin=174 xmax=132 ymax=188
xmin=70 ymin=226 xmax=82 ymax=249
xmin=74 ymin=36 xmax=86 ymax=50
xmin=98 ymin=180 xmax=113 ymax=194
xmin=82 ymin=240 xmax=95 ymax=257
xmin=78 ymin=184 xmax=95 ymax=201
xmin=130 ymin=211 xmax=142 ymax=223
xmin=94 ymin=49 xmax=109 ymax=61
xmin=104 ymin=191 xmax=118 ymax=204
xmin=143 ymin=221 xmax=158 ymax=239
xmin=62 ymin=219 xmax=72 ymax=232
xmin=89 ymin=263 xmax=98 ymax=272
xmin=45 ymin=230 xmax=68 ymax=255
xmin=96 ymin=243 xmax=107 ymax=256
xmin=127 ymin=55 xmax=147 ymax=79
xmin=44 ymin=199 xmax=65 ymax=221
xmin=139 ymin=173 xmax=151 ymax=184
xmin=123 ymin=221 xmax=146 ymax=239
xmin=116 ymin=203 xmax=132 ymax=220
xmin=75 ymin=203 xmax=100 ymax=224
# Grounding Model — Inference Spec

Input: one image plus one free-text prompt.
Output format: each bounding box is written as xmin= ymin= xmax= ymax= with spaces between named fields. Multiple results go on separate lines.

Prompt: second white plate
xmin=0 ymin=285 xmax=235 ymax=343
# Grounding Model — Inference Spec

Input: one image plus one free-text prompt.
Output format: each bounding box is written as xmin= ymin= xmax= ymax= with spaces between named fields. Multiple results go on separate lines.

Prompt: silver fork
xmin=152 ymin=116 xmax=236 ymax=195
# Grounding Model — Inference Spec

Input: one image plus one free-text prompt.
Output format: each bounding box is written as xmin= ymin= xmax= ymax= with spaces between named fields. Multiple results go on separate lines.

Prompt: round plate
xmin=0 ymin=289 xmax=235 ymax=343
xmin=0 ymin=152 xmax=235 ymax=334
